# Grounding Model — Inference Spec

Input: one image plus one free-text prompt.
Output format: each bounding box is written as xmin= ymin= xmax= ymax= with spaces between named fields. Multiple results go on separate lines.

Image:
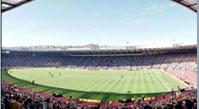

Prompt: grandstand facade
xmin=1 ymin=45 xmax=197 ymax=108
xmin=2 ymin=45 xmax=197 ymax=86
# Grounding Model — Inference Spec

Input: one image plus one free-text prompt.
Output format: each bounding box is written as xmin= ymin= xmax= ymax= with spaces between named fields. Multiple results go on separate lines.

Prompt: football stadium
xmin=2 ymin=0 xmax=197 ymax=109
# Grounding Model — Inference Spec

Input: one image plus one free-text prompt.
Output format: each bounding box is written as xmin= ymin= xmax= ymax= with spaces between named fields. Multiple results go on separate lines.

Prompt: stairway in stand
xmin=93 ymin=57 xmax=103 ymax=69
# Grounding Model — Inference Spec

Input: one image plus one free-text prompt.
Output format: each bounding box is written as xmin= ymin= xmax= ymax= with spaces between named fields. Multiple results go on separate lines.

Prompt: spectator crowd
xmin=1 ymin=82 xmax=197 ymax=109
xmin=2 ymin=52 xmax=197 ymax=72
xmin=2 ymin=51 xmax=197 ymax=109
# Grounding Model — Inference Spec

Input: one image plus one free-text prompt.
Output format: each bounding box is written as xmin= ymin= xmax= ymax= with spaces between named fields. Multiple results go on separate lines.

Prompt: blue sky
xmin=2 ymin=0 xmax=197 ymax=47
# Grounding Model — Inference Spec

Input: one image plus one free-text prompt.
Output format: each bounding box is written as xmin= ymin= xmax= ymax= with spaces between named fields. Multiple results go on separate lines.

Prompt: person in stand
xmin=142 ymin=95 xmax=145 ymax=101
xmin=32 ymin=80 xmax=35 ymax=85
xmin=171 ymin=88 xmax=174 ymax=101
xmin=69 ymin=93 xmax=72 ymax=100
xmin=163 ymin=93 xmax=165 ymax=99
xmin=10 ymin=96 xmax=20 ymax=109
xmin=4 ymin=95 xmax=10 ymax=109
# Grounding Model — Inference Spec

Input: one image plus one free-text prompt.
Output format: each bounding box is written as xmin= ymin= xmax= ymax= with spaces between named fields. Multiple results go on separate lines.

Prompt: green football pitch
xmin=2 ymin=68 xmax=188 ymax=101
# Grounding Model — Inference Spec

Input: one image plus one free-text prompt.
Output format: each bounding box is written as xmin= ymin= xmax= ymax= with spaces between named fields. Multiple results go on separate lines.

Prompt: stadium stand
xmin=2 ymin=51 xmax=197 ymax=72
xmin=2 ymin=46 xmax=197 ymax=88
xmin=1 ymin=82 xmax=197 ymax=109
xmin=1 ymin=45 xmax=197 ymax=108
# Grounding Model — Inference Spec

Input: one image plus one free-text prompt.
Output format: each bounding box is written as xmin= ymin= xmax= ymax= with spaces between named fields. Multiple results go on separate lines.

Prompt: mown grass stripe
xmin=114 ymin=71 xmax=130 ymax=93
xmin=119 ymin=71 xmax=130 ymax=93
xmin=153 ymin=70 xmax=170 ymax=91
xmin=72 ymin=72 xmax=108 ymax=91
xmin=97 ymin=71 xmax=121 ymax=92
xmin=144 ymin=70 xmax=152 ymax=93
xmin=84 ymin=71 xmax=116 ymax=91
xmin=127 ymin=71 xmax=135 ymax=93
xmin=132 ymin=71 xmax=139 ymax=93
xmin=3 ymin=68 xmax=186 ymax=101
xmin=148 ymin=70 xmax=161 ymax=92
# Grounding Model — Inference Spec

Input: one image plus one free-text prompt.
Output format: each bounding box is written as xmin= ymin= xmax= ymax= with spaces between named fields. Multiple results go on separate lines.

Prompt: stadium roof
xmin=2 ymin=45 xmax=197 ymax=56
xmin=1 ymin=0 xmax=197 ymax=13
xmin=2 ymin=0 xmax=33 ymax=13
xmin=172 ymin=0 xmax=197 ymax=12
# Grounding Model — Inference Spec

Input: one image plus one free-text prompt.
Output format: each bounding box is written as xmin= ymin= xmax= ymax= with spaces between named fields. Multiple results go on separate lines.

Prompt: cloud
xmin=120 ymin=21 xmax=130 ymax=25
xmin=125 ymin=39 xmax=190 ymax=48
xmin=2 ymin=39 xmax=18 ymax=47
xmin=140 ymin=3 xmax=176 ymax=15
xmin=135 ymin=18 xmax=148 ymax=25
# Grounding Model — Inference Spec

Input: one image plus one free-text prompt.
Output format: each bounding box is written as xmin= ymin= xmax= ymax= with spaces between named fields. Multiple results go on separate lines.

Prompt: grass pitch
xmin=2 ymin=68 xmax=188 ymax=101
